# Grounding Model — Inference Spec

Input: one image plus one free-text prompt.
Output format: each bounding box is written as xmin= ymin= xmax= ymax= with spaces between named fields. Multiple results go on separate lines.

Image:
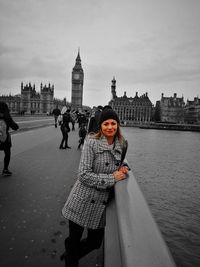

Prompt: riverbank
xmin=121 ymin=121 xmax=200 ymax=132
xmin=139 ymin=122 xmax=200 ymax=132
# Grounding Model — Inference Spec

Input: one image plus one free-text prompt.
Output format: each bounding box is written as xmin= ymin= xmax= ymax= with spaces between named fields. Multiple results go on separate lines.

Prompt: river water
xmin=122 ymin=127 xmax=200 ymax=267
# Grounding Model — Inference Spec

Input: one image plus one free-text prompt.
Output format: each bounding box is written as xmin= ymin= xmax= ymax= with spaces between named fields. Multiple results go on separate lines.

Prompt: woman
xmin=0 ymin=101 xmax=19 ymax=176
xmin=61 ymin=108 xmax=129 ymax=266
xmin=59 ymin=107 xmax=71 ymax=149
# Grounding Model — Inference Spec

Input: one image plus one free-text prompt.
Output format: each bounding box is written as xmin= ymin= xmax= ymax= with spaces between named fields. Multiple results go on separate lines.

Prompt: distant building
xmin=108 ymin=77 xmax=153 ymax=124
xmin=184 ymin=97 xmax=200 ymax=124
xmin=155 ymin=93 xmax=185 ymax=123
xmin=71 ymin=50 xmax=84 ymax=110
xmin=0 ymin=82 xmax=66 ymax=115
xmin=0 ymin=50 xmax=87 ymax=115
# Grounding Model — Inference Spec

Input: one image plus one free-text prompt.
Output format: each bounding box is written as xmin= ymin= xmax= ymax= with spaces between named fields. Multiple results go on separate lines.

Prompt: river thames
xmin=122 ymin=127 xmax=200 ymax=267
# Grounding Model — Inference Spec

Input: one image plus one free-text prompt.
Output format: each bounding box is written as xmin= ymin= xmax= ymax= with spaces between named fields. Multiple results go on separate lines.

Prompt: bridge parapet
xmin=105 ymin=163 xmax=176 ymax=267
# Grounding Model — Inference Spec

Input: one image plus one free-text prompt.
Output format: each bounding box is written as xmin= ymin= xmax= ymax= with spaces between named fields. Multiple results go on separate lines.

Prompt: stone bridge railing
xmin=104 ymin=163 xmax=176 ymax=267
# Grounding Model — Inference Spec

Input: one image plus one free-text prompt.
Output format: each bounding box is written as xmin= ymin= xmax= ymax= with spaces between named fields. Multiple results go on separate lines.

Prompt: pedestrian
xmin=0 ymin=101 xmax=19 ymax=176
xmin=59 ymin=107 xmax=71 ymax=149
xmin=87 ymin=105 xmax=103 ymax=134
xmin=77 ymin=124 xmax=87 ymax=149
xmin=70 ymin=111 xmax=77 ymax=131
xmin=61 ymin=107 xmax=129 ymax=266
xmin=77 ymin=112 xmax=87 ymax=128
xmin=52 ymin=105 xmax=61 ymax=128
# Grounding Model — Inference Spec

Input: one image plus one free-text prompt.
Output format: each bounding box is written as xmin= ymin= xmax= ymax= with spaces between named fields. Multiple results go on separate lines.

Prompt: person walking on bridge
xmin=52 ymin=105 xmax=61 ymax=128
xmin=0 ymin=101 xmax=19 ymax=176
xmin=61 ymin=107 xmax=129 ymax=267
xmin=59 ymin=107 xmax=71 ymax=149
xmin=77 ymin=124 xmax=87 ymax=150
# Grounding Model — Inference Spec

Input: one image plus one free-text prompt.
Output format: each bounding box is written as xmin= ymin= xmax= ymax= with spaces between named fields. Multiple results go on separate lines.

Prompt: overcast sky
xmin=0 ymin=0 xmax=200 ymax=107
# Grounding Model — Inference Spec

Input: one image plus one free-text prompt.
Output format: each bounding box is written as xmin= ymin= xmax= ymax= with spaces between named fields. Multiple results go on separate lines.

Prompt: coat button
xmin=115 ymin=162 xmax=120 ymax=166
xmin=91 ymin=199 xmax=95 ymax=204
xmin=101 ymin=179 xmax=105 ymax=184
xmin=105 ymin=162 xmax=109 ymax=166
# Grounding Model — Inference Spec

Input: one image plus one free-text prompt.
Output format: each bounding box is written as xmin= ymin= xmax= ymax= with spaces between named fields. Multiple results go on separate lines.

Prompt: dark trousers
xmin=65 ymin=220 xmax=104 ymax=267
xmin=54 ymin=116 xmax=58 ymax=127
xmin=3 ymin=147 xmax=11 ymax=170
xmin=60 ymin=128 xmax=69 ymax=148
xmin=78 ymin=137 xmax=85 ymax=149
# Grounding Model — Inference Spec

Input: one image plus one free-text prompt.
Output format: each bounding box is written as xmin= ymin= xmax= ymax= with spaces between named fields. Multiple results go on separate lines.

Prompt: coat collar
xmin=97 ymin=135 xmax=122 ymax=154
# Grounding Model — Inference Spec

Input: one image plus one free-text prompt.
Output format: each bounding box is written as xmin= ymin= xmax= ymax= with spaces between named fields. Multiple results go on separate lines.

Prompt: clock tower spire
xmin=71 ymin=49 xmax=84 ymax=110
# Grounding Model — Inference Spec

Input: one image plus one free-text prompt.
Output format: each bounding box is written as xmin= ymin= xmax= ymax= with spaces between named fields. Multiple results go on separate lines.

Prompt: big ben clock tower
xmin=71 ymin=50 xmax=84 ymax=110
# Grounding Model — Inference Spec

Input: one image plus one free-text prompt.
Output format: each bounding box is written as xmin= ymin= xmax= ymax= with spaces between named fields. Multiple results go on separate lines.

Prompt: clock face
xmin=73 ymin=73 xmax=80 ymax=80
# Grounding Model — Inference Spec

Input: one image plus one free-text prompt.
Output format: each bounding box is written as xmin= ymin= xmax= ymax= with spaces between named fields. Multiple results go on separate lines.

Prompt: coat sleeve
xmin=5 ymin=114 xmax=19 ymax=131
xmin=78 ymin=138 xmax=115 ymax=189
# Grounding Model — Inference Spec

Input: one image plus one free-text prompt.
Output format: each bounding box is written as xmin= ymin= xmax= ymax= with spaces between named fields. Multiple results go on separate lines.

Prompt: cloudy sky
xmin=0 ymin=0 xmax=200 ymax=107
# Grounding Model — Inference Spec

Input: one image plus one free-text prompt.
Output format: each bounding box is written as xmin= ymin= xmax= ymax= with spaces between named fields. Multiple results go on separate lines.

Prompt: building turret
xmin=123 ymin=91 xmax=127 ymax=98
xmin=134 ymin=92 xmax=139 ymax=98
xmin=111 ymin=77 xmax=117 ymax=99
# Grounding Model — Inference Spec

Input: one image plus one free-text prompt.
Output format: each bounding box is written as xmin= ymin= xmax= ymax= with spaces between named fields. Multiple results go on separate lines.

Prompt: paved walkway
xmin=0 ymin=125 xmax=103 ymax=267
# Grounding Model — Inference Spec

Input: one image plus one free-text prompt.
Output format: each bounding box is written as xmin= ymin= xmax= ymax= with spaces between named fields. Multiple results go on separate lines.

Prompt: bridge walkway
xmin=0 ymin=125 xmax=103 ymax=267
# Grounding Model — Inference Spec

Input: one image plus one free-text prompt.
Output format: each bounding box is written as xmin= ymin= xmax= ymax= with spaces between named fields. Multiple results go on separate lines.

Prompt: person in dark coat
xmin=61 ymin=108 xmax=129 ymax=266
xmin=87 ymin=105 xmax=103 ymax=134
xmin=52 ymin=105 xmax=61 ymax=128
xmin=0 ymin=102 xmax=19 ymax=176
xmin=77 ymin=113 xmax=87 ymax=128
xmin=77 ymin=124 xmax=87 ymax=149
xmin=59 ymin=107 xmax=71 ymax=149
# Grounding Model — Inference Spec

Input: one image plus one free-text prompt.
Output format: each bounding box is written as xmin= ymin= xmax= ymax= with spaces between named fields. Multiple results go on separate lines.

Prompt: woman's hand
xmin=113 ymin=166 xmax=129 ymax=182
xmin=118 ymin=165 xmax=129 ymax=174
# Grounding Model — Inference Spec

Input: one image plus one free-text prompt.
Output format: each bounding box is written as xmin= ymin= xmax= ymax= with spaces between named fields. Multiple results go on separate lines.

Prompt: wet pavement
xmin=0 ymin=125 xmax=103 ymax=267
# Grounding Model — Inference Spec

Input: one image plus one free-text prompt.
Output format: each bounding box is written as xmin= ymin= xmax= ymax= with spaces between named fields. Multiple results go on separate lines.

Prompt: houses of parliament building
xmin=0 ymin=82 xmax=66 ymax=115
xmin=0 ymin=49 xmax=154 ymax=122
xmin=0 ymin=51 xmax=86 ymax=115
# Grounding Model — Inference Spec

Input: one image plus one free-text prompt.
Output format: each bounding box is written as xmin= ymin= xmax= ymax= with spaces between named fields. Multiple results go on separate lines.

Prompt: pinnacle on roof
xmin=76 ymin=48 xmax=81 ymax=62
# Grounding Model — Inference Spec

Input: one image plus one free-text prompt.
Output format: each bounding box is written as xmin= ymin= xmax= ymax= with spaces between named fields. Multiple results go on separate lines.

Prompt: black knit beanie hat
xmin=99 ymin=108 xmax=120 ymax=126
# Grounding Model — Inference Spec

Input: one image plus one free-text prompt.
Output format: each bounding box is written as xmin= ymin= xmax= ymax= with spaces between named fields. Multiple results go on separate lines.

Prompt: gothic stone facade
xmin=108 ymin=77 xmax=153 ymax=124
xmin=0 ymin=82 xmax=65 ymax=115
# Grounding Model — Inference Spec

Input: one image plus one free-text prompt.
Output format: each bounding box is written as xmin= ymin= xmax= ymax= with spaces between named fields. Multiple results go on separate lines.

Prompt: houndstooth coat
xmin=62 ymin=135 xmax=122 ymax=229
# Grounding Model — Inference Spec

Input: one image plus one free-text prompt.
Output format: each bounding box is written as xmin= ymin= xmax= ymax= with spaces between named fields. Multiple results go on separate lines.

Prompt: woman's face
xmin=101 ymin=119 xmax=118 ymax=138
